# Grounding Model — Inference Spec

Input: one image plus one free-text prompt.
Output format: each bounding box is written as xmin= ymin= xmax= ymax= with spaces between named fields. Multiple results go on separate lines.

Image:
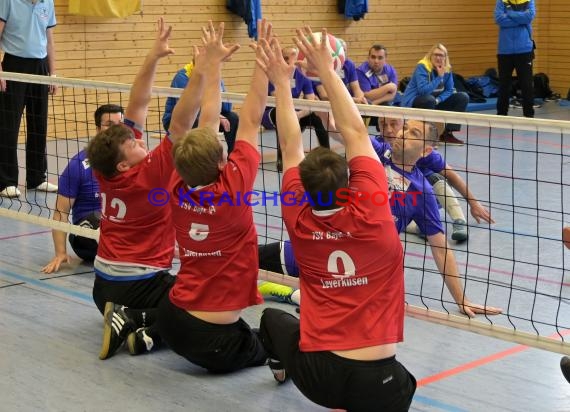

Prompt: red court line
xmin=0 ymin=230 xmax=51 ymax=241
xmin=417 ymin=329 xmax=570 ymax=387
xmin=405 ymin=251 xmax=570 ymax=288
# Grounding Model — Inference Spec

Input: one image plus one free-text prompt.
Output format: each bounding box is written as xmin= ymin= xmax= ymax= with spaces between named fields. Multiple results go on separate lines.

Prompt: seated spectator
xmin=357 ymin=44 xmax=398 ymax=105
xmin=356 ymin=44 xmax=398 ymax=130
xmin=313 ymin=39 xmax=367 ymax=104
xmin=163 ymin=60 xmax=239 ymax=153
xmin=401 ymin=44 xmax=469 ymax=146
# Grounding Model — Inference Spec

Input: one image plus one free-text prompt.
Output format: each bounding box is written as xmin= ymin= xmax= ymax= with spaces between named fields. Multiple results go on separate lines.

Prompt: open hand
xmin=293 ymin=26 xmax=334 ymax=77
xmin=459 ymin=299 xmax=503 ymax=318
xmin=470 ymin=201 xmax=495 ymax=224
xmin=256 ymin=38 xmax=295 ymax=85
xmin=249 ymin=18 xmax=273 ymax=53
xmin=199 ymin=21 xmax=240 ymax=64
xmin=41 ymin=254 xmax=72 ymax=274
xmin=151 ymin=17 xmax=175 ymax=59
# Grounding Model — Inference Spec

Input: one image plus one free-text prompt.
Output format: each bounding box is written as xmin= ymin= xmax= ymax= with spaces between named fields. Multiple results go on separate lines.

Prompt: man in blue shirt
xmin=495 ymin=0 xmax=536 ymax=118
xmin=0 ymin=0 xmax=59 ymax=198
xmin=42 ymin=104 xmax=124 ymax=274
xmin=381 ymin=117 xmax=494 ymax=242
xmin=357 ymin=44 xmax=398 ymax=106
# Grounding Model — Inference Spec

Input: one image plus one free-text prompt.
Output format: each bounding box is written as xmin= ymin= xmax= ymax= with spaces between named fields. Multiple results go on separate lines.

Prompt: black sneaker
xmin=544 ymin=93 xmax=561 ymax=102
xmin=268 ymin=358 xmax=288 ymax=384
xmin=99 ymin=302 xmax=135 ymax=360
xmin=561 ymin=356 xmax=570 ymax=383
xmin=127 ymin=327 xmax=155 ymax=355
xmin=509 ymin=98 xmax=522 ymax=109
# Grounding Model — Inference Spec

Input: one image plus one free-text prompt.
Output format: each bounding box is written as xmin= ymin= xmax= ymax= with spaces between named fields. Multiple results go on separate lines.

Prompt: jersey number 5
xmin=189 ymin=223 xmax=209 ymax=241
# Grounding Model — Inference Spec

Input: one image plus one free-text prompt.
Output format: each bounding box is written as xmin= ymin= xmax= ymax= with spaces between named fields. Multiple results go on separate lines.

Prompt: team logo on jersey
xmin=35 ymin=6 xmax=50 ymax=21
xmin=376 ymin=74 xmax=389 ymax=85
xmin=82 ymin=158 xmax=91 ymax=169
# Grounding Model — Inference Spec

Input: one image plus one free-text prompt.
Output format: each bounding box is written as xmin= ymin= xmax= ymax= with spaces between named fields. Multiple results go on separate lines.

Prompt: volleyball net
xmin=1 ymin=72 xmax=569 ymax=355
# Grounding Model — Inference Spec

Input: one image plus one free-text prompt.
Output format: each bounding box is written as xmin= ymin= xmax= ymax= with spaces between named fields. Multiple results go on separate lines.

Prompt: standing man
xmin=0 ymin=0 xmax=58 ymax=198
xmin=495 ymin=0 xmax=536 ymax=118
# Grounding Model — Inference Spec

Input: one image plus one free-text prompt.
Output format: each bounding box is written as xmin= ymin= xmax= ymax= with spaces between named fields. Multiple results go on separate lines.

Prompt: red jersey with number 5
xmin=168 ymin=140 xmax=263 ymax=311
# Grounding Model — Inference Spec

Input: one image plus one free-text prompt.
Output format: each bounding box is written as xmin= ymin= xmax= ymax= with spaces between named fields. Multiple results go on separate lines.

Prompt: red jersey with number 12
xmin=94 ymin=122 xmax=175 ymax=273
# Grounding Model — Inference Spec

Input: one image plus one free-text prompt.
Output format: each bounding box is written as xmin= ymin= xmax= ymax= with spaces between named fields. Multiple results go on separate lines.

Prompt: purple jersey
xmin=58 ymin=150 xmax=101 ymax=225
xmin=357 ymin=62 xmax=398 ymax=93
xmin=313 ymin=58 xmax=358 ymax=98
xmin=371 ymin=138 xmax=444 ymax=236
xmin=268 ymin=68 xmax=313 ymax=98
xmin=415 ymin=150 xmax=446 ymax=178
xmin=263 ymin=68 xmax=314 ymax=130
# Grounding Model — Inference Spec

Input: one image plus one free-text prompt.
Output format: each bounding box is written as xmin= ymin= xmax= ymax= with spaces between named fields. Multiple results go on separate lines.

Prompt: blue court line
xmin=0 ymin=268 xmax=93 ymax=303
xmin=0 ymin=267 xmax=466 ymax=411
xmin=413 ymin=395 xmax=468 ymax=412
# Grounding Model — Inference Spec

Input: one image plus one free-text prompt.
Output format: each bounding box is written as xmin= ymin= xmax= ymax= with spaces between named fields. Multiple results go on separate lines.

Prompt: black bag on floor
xmin=533 ymin=73 xmax=552 ymax=99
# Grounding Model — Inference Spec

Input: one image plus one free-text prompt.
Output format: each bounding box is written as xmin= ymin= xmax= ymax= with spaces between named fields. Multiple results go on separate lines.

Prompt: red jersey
xmin=282 ymin=156 xmax=405 ymax=352
xmin=94 ymin=121 xmax=175 ymax=277
xmin=169 ymin=140 xmax=264 ymax=311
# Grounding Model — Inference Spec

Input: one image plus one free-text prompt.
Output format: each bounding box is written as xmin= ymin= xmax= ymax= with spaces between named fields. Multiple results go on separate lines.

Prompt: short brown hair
xmin=86 ymin=124 xmax=133 ymax=179
xmin=369 ymin=44 xmax=387 ymax=56
xmin=173 ymin=127 xmax=223 ymax=187
xmin=299 ymin=147 xmax=348 ymax=211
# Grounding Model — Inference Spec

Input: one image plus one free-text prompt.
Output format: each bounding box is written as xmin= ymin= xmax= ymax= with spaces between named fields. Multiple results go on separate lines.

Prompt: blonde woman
xmin=402 ymin=44 xmax=468 ymax=145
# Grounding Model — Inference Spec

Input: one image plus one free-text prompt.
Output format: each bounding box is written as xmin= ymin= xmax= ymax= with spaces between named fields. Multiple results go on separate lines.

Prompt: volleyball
xmin=297 ymin=32 xmax=345 ymax=81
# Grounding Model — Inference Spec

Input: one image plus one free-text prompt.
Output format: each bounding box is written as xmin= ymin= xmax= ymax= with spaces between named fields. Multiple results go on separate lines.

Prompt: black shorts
xmin=260 ymin=308 xmax=416 ymax=411
xmin=157 ymin=297 xmax=267 ymax=373
xmin=69 ymin=212 xmax=101 ymax=262
xmin=92 ymin=271 xmax=175 ymax=315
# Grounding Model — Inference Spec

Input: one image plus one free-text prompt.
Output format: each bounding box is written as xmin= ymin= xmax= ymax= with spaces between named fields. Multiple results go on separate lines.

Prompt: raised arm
xmin=125 ymin=17 xmax=174 ymax=126
xmin=170 ymin=21 xmax=239 ymax=141
xmin=236 ymin=19 xmax=272 ymax=148
xmin=294 ymin=27 xmax=374 ymax=161
xmin=257 ymin=38 xmax=304 ymax=171
xmin=198 ymin=22 xmax=239 ymax=132
xmin=441 ymin=166 xmax=495 ymax=224
xmin=427 ymin=232 xmax=502 ymax=318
